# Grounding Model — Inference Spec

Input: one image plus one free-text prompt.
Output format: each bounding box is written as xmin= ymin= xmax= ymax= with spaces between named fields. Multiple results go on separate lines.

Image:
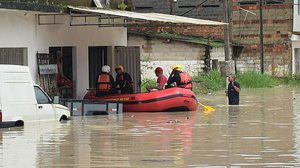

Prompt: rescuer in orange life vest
xmin=166 ymin=64 xmax=193 ymax=90
xmin=115 ymin=65 xmax=134 ymax=94
xmin=96 ymin=65 xmax=116 ymax=97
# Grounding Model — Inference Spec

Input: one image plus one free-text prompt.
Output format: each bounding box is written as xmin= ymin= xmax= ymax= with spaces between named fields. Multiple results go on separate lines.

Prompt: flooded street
xmin=1 ymin=87 xmax=300 ymax=167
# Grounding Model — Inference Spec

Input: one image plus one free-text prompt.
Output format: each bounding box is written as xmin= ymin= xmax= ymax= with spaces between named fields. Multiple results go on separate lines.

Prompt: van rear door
xmin=34 ymin=86 xmax=55 ymax=121
xmin=1 ymin=72 xmax=37 ymax=122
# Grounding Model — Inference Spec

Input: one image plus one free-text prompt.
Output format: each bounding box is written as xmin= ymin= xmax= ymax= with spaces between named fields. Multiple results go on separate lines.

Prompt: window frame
xmin=34 ymin=86 xmax=52 ymax=104
xmin=0 ymin=48 xmax=28 ymax=65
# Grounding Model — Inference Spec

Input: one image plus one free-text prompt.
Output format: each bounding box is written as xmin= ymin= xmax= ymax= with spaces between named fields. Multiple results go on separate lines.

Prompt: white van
xmin=0 ymin=65 xmax=70 ymax=127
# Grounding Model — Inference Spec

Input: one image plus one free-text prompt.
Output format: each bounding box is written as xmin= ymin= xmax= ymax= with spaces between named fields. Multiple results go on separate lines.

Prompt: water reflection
xmin=228 ymin=106 xmax=240 ymax=126
xmin=1 ymin=87 xmax=300 ymax=167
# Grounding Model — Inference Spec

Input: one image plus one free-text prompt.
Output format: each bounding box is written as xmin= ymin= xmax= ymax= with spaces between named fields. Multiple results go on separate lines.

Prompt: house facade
xmin=0 ymin=2 xmax=225 ymax=98
xmin=0 ymin=3 xmax=127 ymax=98
xmin=130 ymin=0 xmax=294 ymax=76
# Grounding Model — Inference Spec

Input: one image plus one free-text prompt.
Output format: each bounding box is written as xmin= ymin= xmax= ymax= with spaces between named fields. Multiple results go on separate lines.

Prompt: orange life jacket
xmin=178 ymin=72 xmax=192 ymax=90
xmin=97 ymin=73 xmax=111 ymax=91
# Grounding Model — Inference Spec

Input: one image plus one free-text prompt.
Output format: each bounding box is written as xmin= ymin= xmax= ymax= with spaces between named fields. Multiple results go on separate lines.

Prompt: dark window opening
xmin=0 ymin=48 xmax=28 ymax=65
xmin=88 ymin=46 xmax=107 ymax=89
xmin=239 ymin=1 xmax=259 ymax=6
xmin=212 ymin=60 xmax=219 ymax=70
xmin=266 ymin=0 xmax=284 ymax=4
xmin=49 ymin=47 xmax=73 ymax=80
xmin=202 ymin=4 xmax=220 ymax=7
xmin=178 ymin=5 xmax=196 ymax=8
xmin=135 ymin=6 xmax=153 ymax=9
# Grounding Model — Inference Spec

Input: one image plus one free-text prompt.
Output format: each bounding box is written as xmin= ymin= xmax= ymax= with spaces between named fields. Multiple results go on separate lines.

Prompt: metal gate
xmin=295 ymin=48 xmax=300 ymax=73
xmin=115 ymin=46 xmax=141 ymax=93
xmin=36 ymin=53 xmax=57 ymax=98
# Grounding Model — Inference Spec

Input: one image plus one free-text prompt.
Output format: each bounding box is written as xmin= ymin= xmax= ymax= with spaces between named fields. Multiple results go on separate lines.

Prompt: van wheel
xmin=15 ymin=120 xmax=24 ymax=127
xmin=59 ymin=115 xmax=68 ymax=122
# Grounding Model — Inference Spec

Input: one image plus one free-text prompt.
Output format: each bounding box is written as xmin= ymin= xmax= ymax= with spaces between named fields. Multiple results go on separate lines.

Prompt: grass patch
xmin=141 ymin=79 xmax=156 ymax=92
xmin=192 ymin=70 xmax=226 ymax=94
xmin=141 ymin=71 xmax=300 ymax=95
xmin=280 ymin=74 xmax=300 ymax=86
xmin=236 ymin=71 xmax=278 ymax=88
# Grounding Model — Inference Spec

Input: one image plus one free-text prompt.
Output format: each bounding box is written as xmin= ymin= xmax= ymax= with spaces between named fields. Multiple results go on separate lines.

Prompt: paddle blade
xmin=199 ymin=103 xmax=215 ymax=112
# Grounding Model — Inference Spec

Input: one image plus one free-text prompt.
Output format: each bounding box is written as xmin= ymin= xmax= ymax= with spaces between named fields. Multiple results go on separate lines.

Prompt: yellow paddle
xmin=199 ymin=102 xmax=215 ymax=112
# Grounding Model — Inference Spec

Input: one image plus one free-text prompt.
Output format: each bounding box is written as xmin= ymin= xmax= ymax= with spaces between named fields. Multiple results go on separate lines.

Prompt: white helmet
xmin=101 ymin=65 xmax=110 ymax=73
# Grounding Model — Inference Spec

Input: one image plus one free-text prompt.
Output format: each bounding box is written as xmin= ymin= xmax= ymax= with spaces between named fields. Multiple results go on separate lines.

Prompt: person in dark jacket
xmin=226 ymin=74 xmax=240 ymax=105
xmin=115 ymin=65 xmax=134 ymax=94
xmin=166 ymin=64 xmax=193 ymax=90
xmin=96 ymin=65 xmax=116 ymax=97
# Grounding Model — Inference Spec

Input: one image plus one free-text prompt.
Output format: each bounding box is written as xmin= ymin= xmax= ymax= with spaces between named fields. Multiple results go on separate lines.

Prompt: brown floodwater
xmin=1 ymin=87 xmax=300 ymax=167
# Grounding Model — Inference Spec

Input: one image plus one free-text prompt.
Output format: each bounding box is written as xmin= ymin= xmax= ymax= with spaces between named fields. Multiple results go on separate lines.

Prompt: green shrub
xmin=192 ymin=70 xmax=226 ymax=94
xmin=236 ymin=71 xmax=277 ymax=88
xmin=141 ymin=71 xmax=300 ymax=95
xmin=141 ymin=79 xmax=156 ymax=92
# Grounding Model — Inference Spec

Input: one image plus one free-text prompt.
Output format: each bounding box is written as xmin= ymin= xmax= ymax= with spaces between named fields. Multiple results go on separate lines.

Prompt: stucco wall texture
xmin=128 ymin=35 xmax=224 ymax=79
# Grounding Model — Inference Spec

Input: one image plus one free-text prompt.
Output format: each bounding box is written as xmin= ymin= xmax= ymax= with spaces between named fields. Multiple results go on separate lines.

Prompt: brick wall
xmin=129 ymin=25 xmax=224 ymax=40
xmin=231 ymin=2 xmax=293 ymax=76
xmin=129 ymin=0 xmax=225 ymax=40
xmin=131 ymin=0 xmax=224 ymax=20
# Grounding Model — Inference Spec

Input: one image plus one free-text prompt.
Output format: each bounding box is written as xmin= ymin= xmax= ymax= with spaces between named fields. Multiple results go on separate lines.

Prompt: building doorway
xmin=88 ymin=46 xmax=108 ymax=89
xmin=295 ymin=48 xmax=300 ymax=73
xmin=115 ymin=46 xmax=141 ymax=93
xmin=49 ymin=47 xmax=74 ymax=98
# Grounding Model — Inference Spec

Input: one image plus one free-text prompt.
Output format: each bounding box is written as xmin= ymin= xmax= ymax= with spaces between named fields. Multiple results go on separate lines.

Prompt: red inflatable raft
xmin=83 ymin=87 xmax=198 ymax=112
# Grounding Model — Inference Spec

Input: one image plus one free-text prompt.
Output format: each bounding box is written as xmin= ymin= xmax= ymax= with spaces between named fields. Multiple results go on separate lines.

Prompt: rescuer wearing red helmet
xmin=146 ymin=67 xmax=168 ymax=92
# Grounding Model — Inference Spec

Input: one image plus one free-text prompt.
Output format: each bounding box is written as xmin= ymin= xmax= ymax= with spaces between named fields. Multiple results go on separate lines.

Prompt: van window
xmin=34 ymin=86 xmax=51 ymax=104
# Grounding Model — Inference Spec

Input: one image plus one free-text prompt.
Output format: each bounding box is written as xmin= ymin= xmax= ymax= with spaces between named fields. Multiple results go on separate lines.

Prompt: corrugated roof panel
xmin=68 ymin=6 xmax=227 ymax=26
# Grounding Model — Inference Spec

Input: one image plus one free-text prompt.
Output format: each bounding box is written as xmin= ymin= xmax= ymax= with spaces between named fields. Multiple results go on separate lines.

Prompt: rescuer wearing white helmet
xmin=95 ymin=65 xmax=116 ymax=96
xmin=102 ymin=65 xmax=110 ymax=73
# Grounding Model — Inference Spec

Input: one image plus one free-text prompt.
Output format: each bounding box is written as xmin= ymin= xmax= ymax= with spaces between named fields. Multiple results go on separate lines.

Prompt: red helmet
xmin=154 ymin=67 xmax=163 ymax=73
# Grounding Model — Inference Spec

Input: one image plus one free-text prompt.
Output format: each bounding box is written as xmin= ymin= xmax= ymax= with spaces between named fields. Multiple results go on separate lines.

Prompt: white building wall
xmin=128 ymin=35 xmax=224 ymax=79
xmin=0 ymin=10 xmax=127 ymax=98
xmin=294 ymin=0 xmax=300 ymax=33
xmin=293 ymin=0 xmax=300 ymax=74
xmin=292 ymin=35 xmax=300 ymax=74
xmin=210 ymin=47 xmax=225 ymax=61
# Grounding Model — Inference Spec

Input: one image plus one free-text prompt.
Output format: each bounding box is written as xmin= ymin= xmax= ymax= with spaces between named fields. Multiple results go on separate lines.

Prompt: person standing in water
xmin=226 ymin=74 xmax=240 ymax=105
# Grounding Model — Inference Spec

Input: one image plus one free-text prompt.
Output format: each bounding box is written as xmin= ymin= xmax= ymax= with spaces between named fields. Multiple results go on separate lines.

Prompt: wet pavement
xmin=1 ymin=86 xmax=300 ymax=167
